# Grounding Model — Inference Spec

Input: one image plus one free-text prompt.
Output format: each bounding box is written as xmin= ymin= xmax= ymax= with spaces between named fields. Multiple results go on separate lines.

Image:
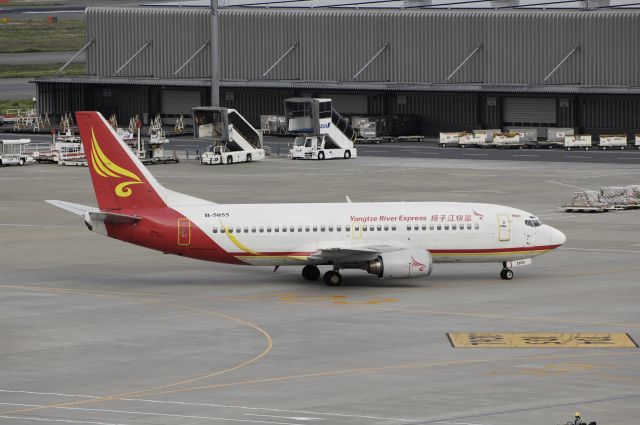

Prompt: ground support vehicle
xmin=0 ymin=139 xmax=35 ymax=166
xmin=285 ymin=98 xmax=357 ymax=160
xmin=458 ymin=133 xmax=488 ymax=148
xmin=598 ymin=134 xmax=627 ymax=150
xmin=539 ymin=127 xmax=574 ymax=148
xmin=564 ymin=135 xmax=592 ymax=150
xmin=194 ymin=107 xmax=265 ymax=165
xmin=439 ymin=132 xmax=461 ymax=147
xmin=493 ymin=133 xmax=524 ymax=149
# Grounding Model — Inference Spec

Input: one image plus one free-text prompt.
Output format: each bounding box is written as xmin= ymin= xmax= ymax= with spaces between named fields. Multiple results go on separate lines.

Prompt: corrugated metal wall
xmin=86 ymin=8 xmax=640 ymax=86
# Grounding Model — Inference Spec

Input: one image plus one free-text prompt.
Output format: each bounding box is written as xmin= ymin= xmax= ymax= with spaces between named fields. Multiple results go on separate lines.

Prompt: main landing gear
xmin=500 ymin=262 xmax=514 ymax=280
xmin=301 ymin=265 xmax=343 ymax=286
xmin=301 ymin=265 xmax=320 ymax=281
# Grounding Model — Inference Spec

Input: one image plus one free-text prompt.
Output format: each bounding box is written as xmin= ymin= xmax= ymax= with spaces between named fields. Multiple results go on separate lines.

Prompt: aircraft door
xmin=497 ymin=214 xmax=510 ymax=242
xmin=178 ymin=218 xmax=191 ymax=246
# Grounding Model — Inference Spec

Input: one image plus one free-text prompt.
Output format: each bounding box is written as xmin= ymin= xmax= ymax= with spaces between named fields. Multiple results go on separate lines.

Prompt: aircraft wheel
xmin=302 ymin=265 xmax=320 ymax=281
xmin=500 ymin=269 xmax=514 ymax=280
xmin=318 ymin=152 xmax=325 ymax=160
xmin=344 ymin=150 xmax=351 ymax=159
xmin=323 ymin=270 xmax=342 ymax=286
xmin=19 ymin=158 xmax=25 ymax=165
xmin=246 ymin=153 xmax=252 ymax=162
xmin=227 ymin=156 xmax=233 ymax=164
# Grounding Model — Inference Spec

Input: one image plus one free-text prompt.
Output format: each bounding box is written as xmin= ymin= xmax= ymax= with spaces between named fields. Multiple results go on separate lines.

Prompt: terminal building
xmin=34 ymin=0 xmax=640 ymax=136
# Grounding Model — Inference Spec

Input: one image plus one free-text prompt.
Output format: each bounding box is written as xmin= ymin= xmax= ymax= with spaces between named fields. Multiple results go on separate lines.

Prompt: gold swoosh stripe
xmin=221 ymin=224 xmax=261 ymax=256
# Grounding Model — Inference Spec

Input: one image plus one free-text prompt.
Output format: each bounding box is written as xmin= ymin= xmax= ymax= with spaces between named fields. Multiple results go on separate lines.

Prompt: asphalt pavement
xmin=0 ymin=78 xmax=35 ymax=101
xmin=0 ymin=51 xmax=85 ymax=65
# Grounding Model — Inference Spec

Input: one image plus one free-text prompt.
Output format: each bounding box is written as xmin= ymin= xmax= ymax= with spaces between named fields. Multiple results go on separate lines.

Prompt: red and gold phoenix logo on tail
xmin=90 ymin=128 xmax=143 ymax=198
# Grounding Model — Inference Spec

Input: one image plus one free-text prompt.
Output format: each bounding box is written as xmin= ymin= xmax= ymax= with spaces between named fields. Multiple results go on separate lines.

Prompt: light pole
xmin=210 ymin=0 xmax=220 ymax=107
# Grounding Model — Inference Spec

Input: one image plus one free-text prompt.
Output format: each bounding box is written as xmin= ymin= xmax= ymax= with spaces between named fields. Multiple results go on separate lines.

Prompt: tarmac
xmin=1 ymin=156 xmax=639 ymax=425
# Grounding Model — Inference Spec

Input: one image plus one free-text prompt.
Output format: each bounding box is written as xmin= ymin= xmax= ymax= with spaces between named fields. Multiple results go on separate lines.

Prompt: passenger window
xmin=429 ymin=224 xmax=434 ymax=230
xmin=414 ymin=224 xmax=419 ymax=231
xmin=251 ymin=226 xmax=256 ymax=233
xmin=298 ymin=226 xmax=303 ymax=232
xmin=354 ymin=224 xmax=360 ymax=231
xmin=312 ymin=225 xmax=317 ymax=232
xmin=467 ymin=223 xmax=471 ymax=230
xmin=459 ymin=225 xmax=464 ymax=231
xmin=274 ymin=226 xmax=279 ymax=233
xmin=406 ymin=224 xmax=411 ymax=231
xmin=228 ymin=228 xmax=233 ymax=234
xmin=444 ymin=224 xmax=449 ymax=230
xmin=305 ymin=226 xmax=310 ymax=232
xmin=362 ymin=225 xmax=368 ymax=232
xmin=212 ymin=226 xmax=218 ymax=233
xmin=377 ymin=225 xmax=382 ymax=231
xmin=422 ymin=224 xmax=427 ymax=230
xmin=282 ymin=226 xmax=287 ymax=232
xmin=290 ymin=226 xmax=295 ymax=232
xmin=328 ymin=225 xmax=333 ymax=232
xmin=236 ymin=227 xmax=241 ymax=233
xmin=244 ymin=227 xmax=249 ymax=233
xmin=452 ymin=224 xmax=457 ymax=230
xmin=474 ymin=223 xmax=479 ymax=230
xmin=337 ymin=225 xmax=342 ymax=231
xmin=259 ymin=226 xmax=264 ymax=233
xmin=320 ymin=225 xmax=325 ymax=232
xmin=345 ymin=225 xmax=350 ymax=231
xmin=384 ymin=225 xmax=389 ymax=231
xmin=391 ymin=224 xmax=396 ymax=231
xmin=437 ymin=224 xmax=442 ymax=230
xmin=267 ymin=226 xmax=272 ymax=233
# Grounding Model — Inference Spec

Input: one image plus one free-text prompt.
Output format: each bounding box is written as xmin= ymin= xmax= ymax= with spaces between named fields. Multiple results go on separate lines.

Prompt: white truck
xmin=285 ymin=98 xmax=357 ymax=160
xmin=193 ymin=107 xmax=265 ymax=165
xmin=0 ymin=139 xmax=35 ymax=166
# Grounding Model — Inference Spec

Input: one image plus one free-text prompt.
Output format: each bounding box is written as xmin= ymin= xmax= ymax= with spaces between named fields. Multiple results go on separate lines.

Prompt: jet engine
xmin=365 ymin=249 xmax=433 ymax=279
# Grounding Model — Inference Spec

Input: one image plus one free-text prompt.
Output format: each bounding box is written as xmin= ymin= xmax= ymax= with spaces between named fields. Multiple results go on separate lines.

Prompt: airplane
xmin=47 ymin=111 xmax=567 ymax=286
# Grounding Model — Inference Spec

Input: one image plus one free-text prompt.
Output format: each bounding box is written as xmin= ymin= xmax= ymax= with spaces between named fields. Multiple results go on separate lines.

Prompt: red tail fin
xmin=76 ymin=111 xmax=166 ymax=211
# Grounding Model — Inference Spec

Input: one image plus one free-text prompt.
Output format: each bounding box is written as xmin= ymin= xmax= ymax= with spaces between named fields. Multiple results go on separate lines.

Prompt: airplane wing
xmin=308 ymin=245 xmax=401 ymax=264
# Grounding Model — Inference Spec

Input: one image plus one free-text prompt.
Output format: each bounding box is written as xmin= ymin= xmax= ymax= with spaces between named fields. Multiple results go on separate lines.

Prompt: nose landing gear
xmin=500 ymin=262 xmax=514 ymax=280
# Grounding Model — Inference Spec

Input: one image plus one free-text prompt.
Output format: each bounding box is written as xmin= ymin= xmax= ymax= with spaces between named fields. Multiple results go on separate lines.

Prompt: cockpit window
xmin=525 ymin=216 xmax=543 ymax=227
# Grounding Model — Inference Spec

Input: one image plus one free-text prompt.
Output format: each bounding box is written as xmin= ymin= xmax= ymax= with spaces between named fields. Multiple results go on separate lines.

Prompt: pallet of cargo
xmin=562 ymin=205 xmax=608 ymax=213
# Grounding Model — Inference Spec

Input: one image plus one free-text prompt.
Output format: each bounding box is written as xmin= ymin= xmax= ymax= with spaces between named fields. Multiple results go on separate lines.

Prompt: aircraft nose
xmin=550 ymin=227 xmax=567 ymax=246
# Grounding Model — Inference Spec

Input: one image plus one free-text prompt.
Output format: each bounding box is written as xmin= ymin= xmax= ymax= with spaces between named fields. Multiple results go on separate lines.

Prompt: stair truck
xmin=193 ymin=107 xmax=265 ymax=165
xmin=285 ymin=98 xmax=358 ymax=160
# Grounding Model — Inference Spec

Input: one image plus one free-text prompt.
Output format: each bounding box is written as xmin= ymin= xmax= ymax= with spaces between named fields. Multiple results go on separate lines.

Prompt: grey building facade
xmin=35 ymin=7 xmax=640 ymax=136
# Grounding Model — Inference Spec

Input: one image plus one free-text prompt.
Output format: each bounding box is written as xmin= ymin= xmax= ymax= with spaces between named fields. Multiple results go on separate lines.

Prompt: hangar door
xmin=326 ymin=94 xmax=368 ymax=115
xmin=160 ymin=90 xmax=201 ymax=116
xmin=503 ymin=98 xmax=556 ymax=126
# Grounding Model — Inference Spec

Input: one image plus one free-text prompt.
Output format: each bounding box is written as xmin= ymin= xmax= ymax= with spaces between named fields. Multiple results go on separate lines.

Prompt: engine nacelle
xmin=365 ymin=249 xmax=433 ymax=279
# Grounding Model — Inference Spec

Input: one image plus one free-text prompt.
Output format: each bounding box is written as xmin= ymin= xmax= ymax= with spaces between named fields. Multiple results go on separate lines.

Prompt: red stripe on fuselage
xmin=104 ymin=207 xmax=245 ymax=265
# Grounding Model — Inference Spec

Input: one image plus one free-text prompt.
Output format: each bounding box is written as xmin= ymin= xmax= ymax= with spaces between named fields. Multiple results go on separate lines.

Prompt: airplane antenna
xmin=346 ymin=196 xmax=352 ymax=203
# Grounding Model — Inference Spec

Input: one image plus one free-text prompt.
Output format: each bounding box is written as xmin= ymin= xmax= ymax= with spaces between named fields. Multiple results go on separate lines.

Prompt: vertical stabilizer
xmin=76 ymin=111 xmax=167 ymax=211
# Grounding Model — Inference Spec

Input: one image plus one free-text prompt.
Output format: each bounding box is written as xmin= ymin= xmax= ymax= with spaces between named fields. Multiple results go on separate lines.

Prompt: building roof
xmin=144 ymin=0 xmax=640 ymax=9
xmin=32 ymin=76 xmax=640 ymax=94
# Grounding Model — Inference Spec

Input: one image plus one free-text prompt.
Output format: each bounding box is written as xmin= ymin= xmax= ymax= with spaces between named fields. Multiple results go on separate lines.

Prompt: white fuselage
xmin=172 ymin=201 xmax=564 ymax=267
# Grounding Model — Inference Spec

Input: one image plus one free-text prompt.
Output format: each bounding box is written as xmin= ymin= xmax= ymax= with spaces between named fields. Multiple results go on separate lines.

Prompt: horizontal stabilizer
xmin=46 ymin=200 xmax=96 ymax=216
xmin=88 ymin=211 xmax=141 ymax=224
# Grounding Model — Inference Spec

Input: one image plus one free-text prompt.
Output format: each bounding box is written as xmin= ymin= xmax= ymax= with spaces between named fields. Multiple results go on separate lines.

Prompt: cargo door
xmin=178 ymin=218 xmax=191 ymax=246
xmin=497 ymin=214 xmax=510 ymax=242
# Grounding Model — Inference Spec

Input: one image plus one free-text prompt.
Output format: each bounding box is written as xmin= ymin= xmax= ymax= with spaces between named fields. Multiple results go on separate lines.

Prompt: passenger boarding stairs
xmin=192 ymin=107 xmax=263 ymax=152
xmin=284 ymin=98 xmax=357 ymax=149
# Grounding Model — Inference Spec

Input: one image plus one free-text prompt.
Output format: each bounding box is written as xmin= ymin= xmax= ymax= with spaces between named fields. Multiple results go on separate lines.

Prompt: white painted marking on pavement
xmin=564 ymin=155 xmax=592 ymax=159
xmin=0 ymin=224 xmax=78 ymax=229
xmin=0 ymin=403 xmax=300 ymax=425
xmin=512 ymin=154 xmax=539 ymax=157
xmin=546 ymin=180 xmax=591 ymax=191
xmin=617 ymin=157 xmax=640 ymax=160
xmin=244 ymin=414 xmax=323 ymax=421
xmin=462 ymin=153 xmax=488 ymax=156
xmin=0 ymin=416 xmax=128 ymax=425
xmin=0 ymin=394 xmax=419 ymax=423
